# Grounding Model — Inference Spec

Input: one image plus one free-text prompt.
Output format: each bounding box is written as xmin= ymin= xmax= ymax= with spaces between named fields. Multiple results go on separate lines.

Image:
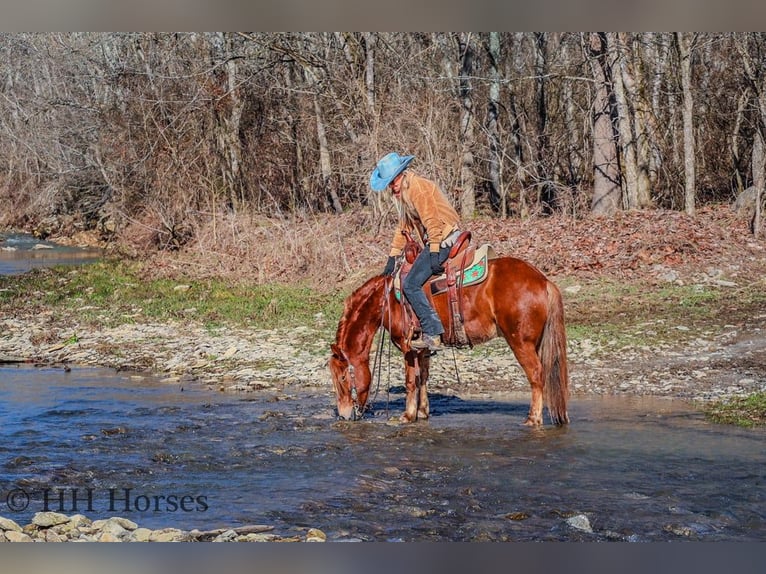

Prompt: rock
xmin=107 ymin=517 xmax=138 ymax=531
xmin=98 ymin=532 xmax=122 ymax=542
xmin=0 ymin=517 xmax=22 ymax=532
xmin=732 ymin=185 xmax=760 ymax=218
xmin=243 ymin=532 xmax=279 ymax=542
xmin=45 ymin=530 xmax=67 ymax=542
xmin=96 ymin=519 xmax=130 ymax=540
xmin=32 ymin=511 xmax=71 ymax=528
xmin=566 ymin=514 xmax=593 ymax=533
xmin=68 ymin=514 xmax=92 ymax=529
xmin=212 ymin=529 xmax=238 ymax=542
xmin=149 ymin=528 xmax=187 ymax=542
xmin=131 ymin=528 xmax=152 ymax=542
xmin=5 ymin=530 xmax=33 ymax=542
xmin=305 ymin=528 xmax=327 ymax=542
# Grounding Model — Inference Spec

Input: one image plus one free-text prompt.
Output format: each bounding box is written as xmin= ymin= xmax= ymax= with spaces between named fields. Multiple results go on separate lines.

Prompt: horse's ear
xmin=330 ymin=343 xmax=344 ymax=360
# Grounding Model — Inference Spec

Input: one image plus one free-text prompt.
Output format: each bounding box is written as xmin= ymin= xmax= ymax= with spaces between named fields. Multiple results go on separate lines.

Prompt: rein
xmin=345 ymin=276 xmax=394 ymax=420
xmin=343 ymin=272 xmax=465 ymax=420
xmin=368 ymin=277 xmax=395 ymax=417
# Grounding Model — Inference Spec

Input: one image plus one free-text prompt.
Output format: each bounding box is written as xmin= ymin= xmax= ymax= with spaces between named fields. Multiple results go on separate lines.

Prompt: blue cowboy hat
xmin=369 ymin=152 xmax=415 ymax=191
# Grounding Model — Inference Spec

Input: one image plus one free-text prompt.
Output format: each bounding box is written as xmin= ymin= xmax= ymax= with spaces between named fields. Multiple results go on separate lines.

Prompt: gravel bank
xmin=2 ymin=289 xmax=765 ymax=404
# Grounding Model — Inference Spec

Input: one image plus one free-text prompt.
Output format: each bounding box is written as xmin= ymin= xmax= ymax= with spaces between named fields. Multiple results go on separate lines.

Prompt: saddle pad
xmin=429 ymin=243 xmax=497 ymax=296
xmin=394 ymin=243 xmax=497 ymax=300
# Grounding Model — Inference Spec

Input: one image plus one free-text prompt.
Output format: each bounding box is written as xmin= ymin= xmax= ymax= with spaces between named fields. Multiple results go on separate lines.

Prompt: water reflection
xmin=0 ymin=365 xmax=763 ymax=541
xmin=0 ymin=232 xmax=101 ymax=275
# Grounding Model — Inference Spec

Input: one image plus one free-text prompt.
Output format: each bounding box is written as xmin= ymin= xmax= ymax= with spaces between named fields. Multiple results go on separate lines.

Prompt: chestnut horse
xmin=329 ymin=255 xmax=569 ymax=426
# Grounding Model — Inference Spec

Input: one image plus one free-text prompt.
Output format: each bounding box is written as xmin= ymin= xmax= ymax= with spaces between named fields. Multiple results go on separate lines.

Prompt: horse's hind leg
xmin=509 ymin=339 xmax=545 ymax=426
xmin=416 ymin=351 xmax=431 ymax=420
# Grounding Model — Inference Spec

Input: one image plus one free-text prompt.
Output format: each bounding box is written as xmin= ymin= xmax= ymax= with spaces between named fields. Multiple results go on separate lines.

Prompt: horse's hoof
xmin=523 ymin=417 xmax=542 ymax=427
xmin=400 ymin=413 xmax=415 ymax=423
xmin=417 ymin=410 xmax=429 ymax=420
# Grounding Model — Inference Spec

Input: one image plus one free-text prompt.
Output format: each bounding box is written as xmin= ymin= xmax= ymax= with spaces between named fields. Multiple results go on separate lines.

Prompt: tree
xmin=457 ymin=33 xmax=477 ymax=219
xmin=674 ymin=32 xmax=698 ymax=215
xmin=735 ymin=32 xmax=766 ymax=237
xmin=587 ymin=33 xmax=621 ymax=215
xmin=486 ymin=32 xmax=503 ymax=215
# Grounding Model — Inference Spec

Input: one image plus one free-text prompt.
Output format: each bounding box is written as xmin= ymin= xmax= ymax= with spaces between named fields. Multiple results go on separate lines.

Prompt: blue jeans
xmin=402 ymin=245 xmax=450 ymax=336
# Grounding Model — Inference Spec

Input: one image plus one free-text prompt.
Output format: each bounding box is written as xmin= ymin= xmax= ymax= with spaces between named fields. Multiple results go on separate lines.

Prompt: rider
xmin=370 ymin=152 xmax=462 ymax=352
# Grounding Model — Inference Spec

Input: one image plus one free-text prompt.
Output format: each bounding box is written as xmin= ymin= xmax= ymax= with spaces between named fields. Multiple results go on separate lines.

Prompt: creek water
xmin=0 ymin=364 xmax=763 ymax=541
xmin=0 ymin=232 xmax=101 ymax=276
xmin=1 ymin=235 xmax=763 ymax=541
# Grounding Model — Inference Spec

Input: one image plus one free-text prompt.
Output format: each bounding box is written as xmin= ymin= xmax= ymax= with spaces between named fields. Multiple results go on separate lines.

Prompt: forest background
xmin=1 ymin=32 xmax=765 ymax=288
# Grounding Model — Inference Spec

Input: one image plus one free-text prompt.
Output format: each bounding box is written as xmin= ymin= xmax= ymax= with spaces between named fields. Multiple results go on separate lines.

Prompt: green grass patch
xmin=561 ymin=275 xmax=766 ymax=352
xmin=704 ymin=392 xmax=766 ymax=427
xmin=0 ymin=259 xmax=346 ymax=332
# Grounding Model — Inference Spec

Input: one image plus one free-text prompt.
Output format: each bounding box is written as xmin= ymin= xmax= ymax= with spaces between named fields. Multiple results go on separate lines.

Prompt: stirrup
xmin=411 ymin=333 xmax=442 ymax=352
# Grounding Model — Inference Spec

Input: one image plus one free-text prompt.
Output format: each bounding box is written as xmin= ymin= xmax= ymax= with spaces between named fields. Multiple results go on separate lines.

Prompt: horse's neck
xmin=338 ymin=278 xmax=385 ymax=359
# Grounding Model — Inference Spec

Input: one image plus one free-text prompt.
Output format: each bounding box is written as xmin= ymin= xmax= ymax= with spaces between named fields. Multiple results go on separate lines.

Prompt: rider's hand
xmin=382 ymin=256 xmax=396 ymax=277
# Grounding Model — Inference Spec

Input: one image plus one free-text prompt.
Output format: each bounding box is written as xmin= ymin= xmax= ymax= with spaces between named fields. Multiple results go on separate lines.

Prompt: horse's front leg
xmin=401 ymin=350 xmax=430 ymax=422
xmin=401 ymin=350 xmax=421 ymax=422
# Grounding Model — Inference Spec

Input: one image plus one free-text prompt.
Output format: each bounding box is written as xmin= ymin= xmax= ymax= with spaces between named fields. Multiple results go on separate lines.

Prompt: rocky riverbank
xmin=2 ymin=274 xmax=765 ymax=404
xmin=0 ymin=512 xmax=327 ymax=542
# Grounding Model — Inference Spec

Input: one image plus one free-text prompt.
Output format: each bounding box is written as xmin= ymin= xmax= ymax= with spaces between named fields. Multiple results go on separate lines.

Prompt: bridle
xmin=336 ymin=276 xmax=395 ymax=421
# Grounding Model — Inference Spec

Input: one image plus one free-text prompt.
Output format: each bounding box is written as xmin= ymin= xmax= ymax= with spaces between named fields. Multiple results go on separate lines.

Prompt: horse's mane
xmin=334 ymin=275 xmax=386 ymax=348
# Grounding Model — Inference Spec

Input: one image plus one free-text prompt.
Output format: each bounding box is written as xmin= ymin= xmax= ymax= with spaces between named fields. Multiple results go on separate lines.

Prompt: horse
xmin=328 ymin=250 xmax=570 ymax=427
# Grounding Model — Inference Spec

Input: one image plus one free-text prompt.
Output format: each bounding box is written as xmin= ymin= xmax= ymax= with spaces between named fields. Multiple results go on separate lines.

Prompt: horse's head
xmin=329 ymin=343 xmax=357 ymax=420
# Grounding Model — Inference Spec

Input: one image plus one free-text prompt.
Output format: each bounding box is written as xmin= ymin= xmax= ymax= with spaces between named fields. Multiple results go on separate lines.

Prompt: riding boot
xmin=402 ymin=246 xmax=448 ymax=347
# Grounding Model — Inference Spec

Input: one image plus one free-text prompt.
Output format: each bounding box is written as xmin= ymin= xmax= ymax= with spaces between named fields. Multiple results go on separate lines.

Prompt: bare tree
xmin=208 ymin=33 xmax=246 ymax=210
xmin=735 ymin=32 xmax=766 ymax=237
xmin=486 ymin=32 xmax=503 ymax=215
xmin=457 ymin=32 xmax=477 ymax=219
xmin=3 ymin=32 xmax=766 ymax=249
xmin=674 ymin=32 xmax=698 ymax=215
xmin=587 ymin=33 xmax=621 ymax=215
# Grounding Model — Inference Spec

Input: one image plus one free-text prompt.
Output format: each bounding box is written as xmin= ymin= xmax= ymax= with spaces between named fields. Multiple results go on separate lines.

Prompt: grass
xmin=705 ymin=392 xmax=766 ymax=427
xmin=0 ymin=259 xmax=346 ymax=333
xmin=562 ymin=275 xmax=766 ymax=349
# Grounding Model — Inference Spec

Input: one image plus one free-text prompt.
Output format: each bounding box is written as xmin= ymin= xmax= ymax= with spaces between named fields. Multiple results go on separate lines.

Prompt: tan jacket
xmin=388 ymin=171 xmax=461 ymax=256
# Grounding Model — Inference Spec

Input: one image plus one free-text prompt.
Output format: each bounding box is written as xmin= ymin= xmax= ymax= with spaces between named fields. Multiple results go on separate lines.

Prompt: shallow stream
xmin=1 ymin=364 xmax=763 ymax=541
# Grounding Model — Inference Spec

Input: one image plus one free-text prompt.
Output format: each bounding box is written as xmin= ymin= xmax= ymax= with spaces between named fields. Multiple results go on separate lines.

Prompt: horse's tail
xmin=540 ymin=281 xmax=570 ymax=425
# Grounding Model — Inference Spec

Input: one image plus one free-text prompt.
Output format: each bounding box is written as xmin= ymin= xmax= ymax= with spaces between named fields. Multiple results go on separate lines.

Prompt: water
xmin=0 ymin=232 xmax=101 ymax=275
xmin=0 ymin=365 xmax=763 ymax=541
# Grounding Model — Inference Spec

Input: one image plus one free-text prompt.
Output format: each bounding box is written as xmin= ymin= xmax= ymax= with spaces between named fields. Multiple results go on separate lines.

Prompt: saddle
xmin=392 ymin=231 xmax=497 ymax=348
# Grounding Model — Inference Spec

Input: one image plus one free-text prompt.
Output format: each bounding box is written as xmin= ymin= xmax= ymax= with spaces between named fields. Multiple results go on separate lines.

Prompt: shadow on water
xmin=0 ymin=365 xmax=764 ymax=541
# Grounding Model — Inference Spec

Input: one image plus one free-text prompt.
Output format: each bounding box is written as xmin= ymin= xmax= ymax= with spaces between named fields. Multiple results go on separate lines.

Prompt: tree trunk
xmin=608 ymin=32 xmax=640 ymax=209
xmin=458 ymin=32 xmax=476 ymax=219
xmin=588 ymin=33 xmax=621 ymax=215
xmin=734 ymin=33 xmax=766 ymax=237
xmin=486 ymin=32 xmax=502 ymax=215
xmin=534 ymin=33 xmax=553 ymax=213
xmin=364 ymin=32 xmax=376 ymax=113
xmin=312 ymin=85 xmax=343 ymax=214
xmin=208 ymin=33 xmax=246 ymax=210
xmin=624 ymin=33 xmax=653 ymax=207
xmin=731 ymin=88 xmax=750 ymax=195
xmin=649 ymin=32 xmax=669 ymax=191
xmin=675 ymin=32 xmax=697 ymax=215
xmin=753 ymin=128 xmax=764 ymax=237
